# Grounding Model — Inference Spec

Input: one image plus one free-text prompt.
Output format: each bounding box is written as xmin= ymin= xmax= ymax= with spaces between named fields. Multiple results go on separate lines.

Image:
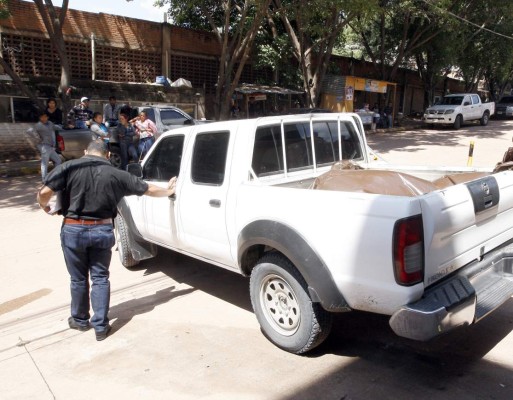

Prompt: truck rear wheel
xmin=480 ymin=111 xmax=490 ymax=126
xmin=115 ymin=214 xmax=140 ymax=268
xmin=249 ymin=253 xmax=332 ymax=354
xmin=453 ymin=115 xmax=462 ymax=129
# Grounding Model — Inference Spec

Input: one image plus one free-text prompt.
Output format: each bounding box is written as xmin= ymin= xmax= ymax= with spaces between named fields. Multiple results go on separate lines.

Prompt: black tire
xmin=480 ymin=111 xmax=490 ymax=126
xmin=115 ymin=214 xmax=139 ymax=268
xmin=249 ymin=253 xmax=333 ymax=354
xmin=453 ymin=114 xmax=462 ymax=129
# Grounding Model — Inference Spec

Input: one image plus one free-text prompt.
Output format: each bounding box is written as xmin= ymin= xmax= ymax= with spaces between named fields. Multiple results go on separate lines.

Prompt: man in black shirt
xmin=37 ymin=140 xmax=176 ymax=341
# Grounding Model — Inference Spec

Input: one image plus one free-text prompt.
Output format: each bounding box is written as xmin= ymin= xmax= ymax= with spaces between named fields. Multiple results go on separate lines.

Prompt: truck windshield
xmin=440 ymin=96 xmax=464 ymax=105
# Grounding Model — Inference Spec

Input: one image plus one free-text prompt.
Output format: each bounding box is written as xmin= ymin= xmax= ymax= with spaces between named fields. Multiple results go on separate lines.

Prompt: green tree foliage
xmin=273 ymin=0 xmax=375 ymax=107
xmin=447 ymin=1 xmax=513 ymax=100
xmin=155 ymin=0 xmax=272 ymax=120
xmin=0 ymin=0 xmax=9 ymax=19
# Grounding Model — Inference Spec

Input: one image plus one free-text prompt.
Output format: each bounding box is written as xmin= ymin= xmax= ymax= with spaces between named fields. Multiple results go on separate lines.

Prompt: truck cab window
xmin=312 ymin=122 xmax=337 ymax=165
xmin=160 ymin=109 xmax=189 ymax=126
xmin=284 ymin=123 xmax=313 ymax=171
xmin=143 ymin=135 xmax=184 ymax=181
xmin=339 ymin=121 xmax=363 ymax=160
xmin=252 ymin=125 xmax=284 ymax=177
xmin=191 ymin=131 xmax=230 ymax=185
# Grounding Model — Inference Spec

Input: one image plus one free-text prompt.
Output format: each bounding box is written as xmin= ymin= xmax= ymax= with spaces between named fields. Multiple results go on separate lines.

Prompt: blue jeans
xmin=61 ymin=223 xmax=115 ymax=332
xmin=137 ymin=137 xmax=155 ymax=159
xmin=120 ymin=141 xmax=138 ymax=170
xmin=39 ymin=144 xmax=61 ymax=182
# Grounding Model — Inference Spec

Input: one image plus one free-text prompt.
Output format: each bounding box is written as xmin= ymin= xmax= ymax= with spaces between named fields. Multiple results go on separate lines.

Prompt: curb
xmin=0 ymin=161 xmax=40 ymax=178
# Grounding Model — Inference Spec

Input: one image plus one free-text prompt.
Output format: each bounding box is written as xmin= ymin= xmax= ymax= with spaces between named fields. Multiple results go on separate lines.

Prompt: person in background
xmin=36 ymin=140 xmax=177 ymax=341
xmin=46 ymin=98 xmax=63 ymax=125
xmin=130 ymin=110 xmax=157 ymax=159
xmin=119 ymin=102 xmax=132 ymax=120
xmin=34 ymin=111 xmax=61 ymax=182
xmin=103 ymin=96 xmax=121 ymax=127
xmin=384 ymin=102 xmax=393 ymax=128
xmin=116 ymin=113 xmax=138 ymax=170
xmin=67 ymin=97 xmax=93 ymax=129
xmin=90 ymin=112 xmax=109 ymax=142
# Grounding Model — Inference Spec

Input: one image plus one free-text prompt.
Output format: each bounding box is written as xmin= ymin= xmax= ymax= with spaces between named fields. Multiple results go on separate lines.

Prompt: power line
xmin=422 ymin=0 xmax=513 ymax=40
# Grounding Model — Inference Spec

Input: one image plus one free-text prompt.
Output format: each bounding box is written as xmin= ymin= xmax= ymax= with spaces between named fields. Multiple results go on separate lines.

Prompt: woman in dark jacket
xmin=116 ymin=113 xmax=138 ymax=170
xmin=45 ymin=98 xmax=63 ymax=125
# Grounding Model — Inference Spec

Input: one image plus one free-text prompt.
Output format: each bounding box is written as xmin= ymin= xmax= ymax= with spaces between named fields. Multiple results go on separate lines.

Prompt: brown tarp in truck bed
xmin=312 ymin=162 xmax=490 ymax=197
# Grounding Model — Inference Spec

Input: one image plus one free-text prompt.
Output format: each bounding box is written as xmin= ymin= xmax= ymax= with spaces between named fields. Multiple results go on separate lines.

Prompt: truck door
xmin=471 ymin=94 xmax=482 ymax=119
xmin=462 ymin=95 xmax=473 ymax=120
xmin=177 ymin=129 xmax=233 ymax=265
xmin=139 ymin=134 xmax=185 ymax=248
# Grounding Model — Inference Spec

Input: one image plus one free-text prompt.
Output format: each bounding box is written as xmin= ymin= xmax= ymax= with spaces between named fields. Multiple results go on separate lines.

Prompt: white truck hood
xmin=426 ymin=104 xmax=458 ymax=112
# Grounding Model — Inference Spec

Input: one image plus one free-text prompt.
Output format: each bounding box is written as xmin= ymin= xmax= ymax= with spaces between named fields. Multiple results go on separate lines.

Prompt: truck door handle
xmin=209 ymin=199 xmax=221 ymax=208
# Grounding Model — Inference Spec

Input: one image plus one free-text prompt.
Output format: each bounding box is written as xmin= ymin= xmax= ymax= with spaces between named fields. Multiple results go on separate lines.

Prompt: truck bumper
xmin=389 ymin=240 xmax=513 ymax=341
xmin=423 ymin=116 xmax=455 ymax=125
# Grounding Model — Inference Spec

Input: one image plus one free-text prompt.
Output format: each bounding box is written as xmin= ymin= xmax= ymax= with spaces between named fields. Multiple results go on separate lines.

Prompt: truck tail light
xmin=393 ymin=215 xmax=424 ymax=286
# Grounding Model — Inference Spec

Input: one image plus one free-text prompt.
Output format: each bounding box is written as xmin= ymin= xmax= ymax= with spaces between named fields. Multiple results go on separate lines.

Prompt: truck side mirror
xmin=184 ymin=119 xmax=194 ymax=125
xmin=464 ymin=101 xmax=471 ymax=106
xmin=126 ymin=163 xmax=143 ymax=177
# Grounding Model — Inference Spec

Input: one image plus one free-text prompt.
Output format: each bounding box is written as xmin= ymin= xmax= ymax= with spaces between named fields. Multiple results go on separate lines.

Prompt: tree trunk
xmin=0 ymin=57 xmax=43 ymax=110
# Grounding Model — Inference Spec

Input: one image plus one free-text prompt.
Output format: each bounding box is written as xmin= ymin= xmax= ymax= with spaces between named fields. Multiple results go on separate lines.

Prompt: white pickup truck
xmin=423 ymin=93 xmax=495 ymax=129
xmin=116 ymin=113 xmax=513 ymax=354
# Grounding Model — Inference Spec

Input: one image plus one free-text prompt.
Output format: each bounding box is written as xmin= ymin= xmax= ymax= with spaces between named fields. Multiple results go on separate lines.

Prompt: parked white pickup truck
xmin=116 ymin=112 xmax=513 ymax=354
xmin=423 ymin=93 xmax=495 ymax=129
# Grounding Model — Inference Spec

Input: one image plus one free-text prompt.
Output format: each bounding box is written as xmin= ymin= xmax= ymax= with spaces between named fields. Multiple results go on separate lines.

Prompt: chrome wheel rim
xmin=259 ymin=274 xmax=301 ymax=336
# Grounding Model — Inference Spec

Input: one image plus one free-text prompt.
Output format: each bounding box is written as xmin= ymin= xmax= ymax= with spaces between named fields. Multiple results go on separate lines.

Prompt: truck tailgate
xmin=420 ymin=171 xmax=513 ymax=286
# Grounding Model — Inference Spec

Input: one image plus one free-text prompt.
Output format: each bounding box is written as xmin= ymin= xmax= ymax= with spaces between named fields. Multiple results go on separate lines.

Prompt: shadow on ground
xmin=367 ymin=119 xmax=513 ymax=156
xmin=132 ymin=246 xmax=513 ymax=399
xmin=0 ymin=175 xmax=41 ymax=210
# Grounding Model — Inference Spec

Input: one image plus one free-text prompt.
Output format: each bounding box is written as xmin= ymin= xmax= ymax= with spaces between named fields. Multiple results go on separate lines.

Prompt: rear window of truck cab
xmin=251 ymin=120 xmax=362 ymax=177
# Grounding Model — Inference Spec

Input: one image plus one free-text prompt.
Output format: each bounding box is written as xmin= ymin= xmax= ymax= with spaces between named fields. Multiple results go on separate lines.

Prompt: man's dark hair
xmin=38 ymin=110 xmax=48 ymax=118
xmin=86 ymin=139 xmax=108 ymax=156
xmin=93 ymin=111 xmax=102 ymax=119
xmin=47 ymin=98 xmax=57 ymax=106
xmin=109 ymin=96 xmax=116 ymax=101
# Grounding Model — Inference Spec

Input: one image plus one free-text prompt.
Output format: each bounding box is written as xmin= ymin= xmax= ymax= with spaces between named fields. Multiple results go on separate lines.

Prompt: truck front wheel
xmin=453 ymin=115 xmax=462 ymax=129
xmin=115 ymin=214 xmax=140 ymax=268
xmin=480 ymin=111 xmax=490 ymax=126
xmin=249 ymin=253 xmax=332 ymax=354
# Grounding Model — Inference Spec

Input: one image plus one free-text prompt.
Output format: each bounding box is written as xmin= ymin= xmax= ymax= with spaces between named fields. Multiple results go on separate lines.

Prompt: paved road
xmin=367 ymin=118 xmax=513 ymax=168
xmin=1 ymin=120 xmax=513 ymax=399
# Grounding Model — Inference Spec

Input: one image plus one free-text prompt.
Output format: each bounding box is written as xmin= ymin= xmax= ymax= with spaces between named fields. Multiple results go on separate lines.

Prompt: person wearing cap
xmin=67 ymin=97 xmax=93 ymax=129
xmin=36 ymin=139 xmax=177 ymax=341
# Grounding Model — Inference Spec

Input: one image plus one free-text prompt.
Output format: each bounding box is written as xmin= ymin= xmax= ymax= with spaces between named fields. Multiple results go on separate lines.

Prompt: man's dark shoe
xmin=68 ymin=317 xmax=90 ymax=332
xmin=95 ymin=325 xmax=112 ymax=341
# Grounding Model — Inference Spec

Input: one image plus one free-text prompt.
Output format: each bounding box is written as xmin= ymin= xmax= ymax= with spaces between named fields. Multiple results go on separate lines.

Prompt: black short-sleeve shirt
xmin=44 ymin=155 xmax=149 ymax=220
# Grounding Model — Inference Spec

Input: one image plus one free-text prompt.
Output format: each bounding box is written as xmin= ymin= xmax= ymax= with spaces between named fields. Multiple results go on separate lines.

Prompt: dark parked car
xmin=495 ymin=96 xmax=513 ymax=118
